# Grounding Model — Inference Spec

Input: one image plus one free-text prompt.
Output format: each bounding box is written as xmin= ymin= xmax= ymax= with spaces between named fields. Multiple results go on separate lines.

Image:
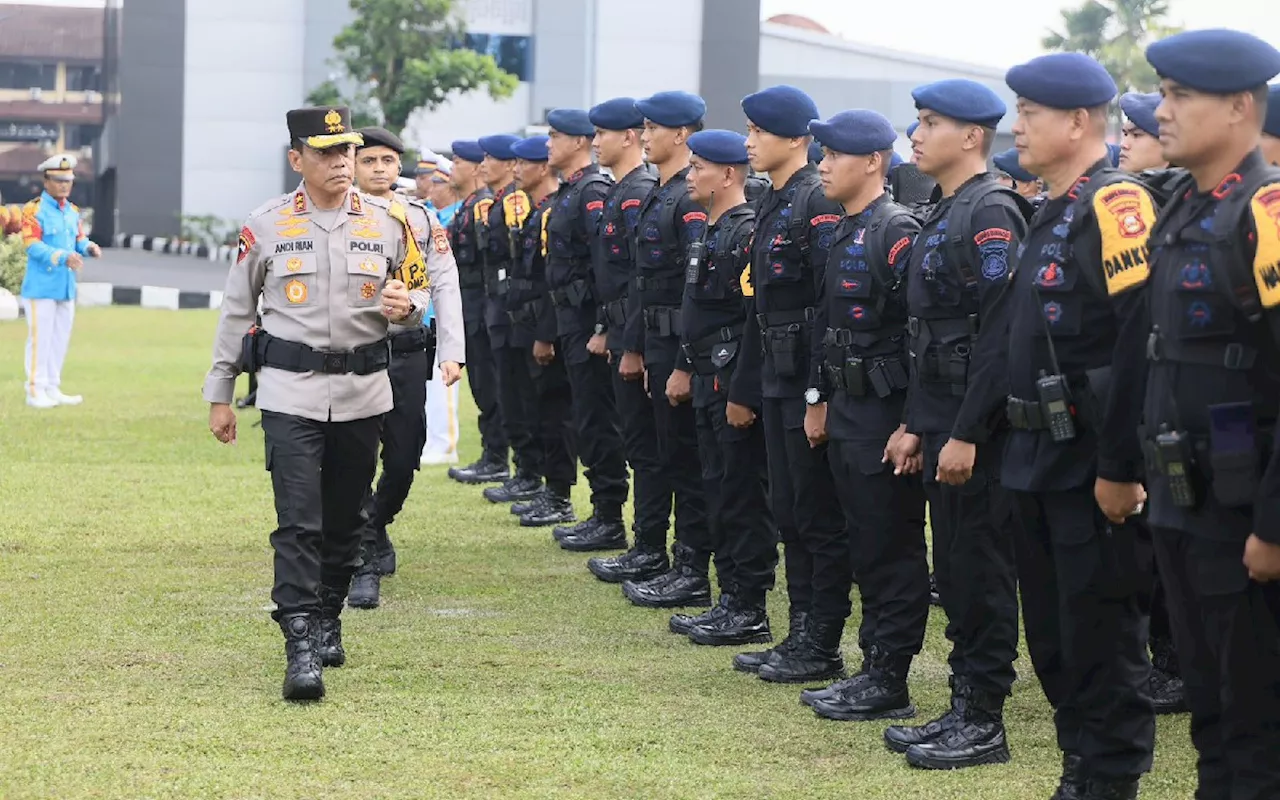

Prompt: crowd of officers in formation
xmin=204 ymin=24 xmax=1280 ymax=800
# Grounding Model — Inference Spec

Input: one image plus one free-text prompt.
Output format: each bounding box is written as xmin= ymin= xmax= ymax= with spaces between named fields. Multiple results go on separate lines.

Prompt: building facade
xmin=97 ymin=0 xmax=1017 ymax=239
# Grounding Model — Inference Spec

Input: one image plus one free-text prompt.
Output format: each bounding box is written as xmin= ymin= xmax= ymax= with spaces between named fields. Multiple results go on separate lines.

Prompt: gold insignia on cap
xmin=325 ymin=108 xmax=345 ymax=133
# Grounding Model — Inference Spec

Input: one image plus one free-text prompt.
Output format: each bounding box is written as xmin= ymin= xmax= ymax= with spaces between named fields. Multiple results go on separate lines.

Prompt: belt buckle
xmin=323 ymin=353 xmax=347 ymax=374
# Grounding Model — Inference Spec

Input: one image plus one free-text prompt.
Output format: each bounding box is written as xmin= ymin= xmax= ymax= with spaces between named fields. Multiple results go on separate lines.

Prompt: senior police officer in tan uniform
xmin=347 ymin=125 xmax=465 ymax=610
xmin=203 ymin=107 xmax=428 ymax=702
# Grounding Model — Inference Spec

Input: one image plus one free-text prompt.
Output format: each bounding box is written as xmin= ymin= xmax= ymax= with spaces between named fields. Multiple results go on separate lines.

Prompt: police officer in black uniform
xmin=447 ymin=140 xmax=510 ymax=485
xmin=541 ymin=108 xmax=628 ymax=537
xmin=879 ymin=81 xmax=1027 ymax=770
xmin=1001 ymin=52 xmax=1157 ymax=800
xmin=506 ymin=135 xmax=578 ymax=526
xmin=1113 ymin=88 xmax=1190 ymax=718
xmin=666 ymin=129 xmax=775 ymax=647
xmin=613 ymin=91 xmax=715 ymax=610
xmin=992 ymin=147 xmax=1045 ymax=210
xmin=574 ymin=99 xmax=667 ymax=559
xmin=1124 ymin=28 xmax=1280 ymax=800
xmin=477 ymin=135 xmax=545 ymax=506
xmin=733 ymin=85 xmax=847 ymax=683
xmin=796 ymin=109 xmax=928 ymax=723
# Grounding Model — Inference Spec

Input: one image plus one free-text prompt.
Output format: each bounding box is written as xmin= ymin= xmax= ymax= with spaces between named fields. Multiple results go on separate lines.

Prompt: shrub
xmin=0 ymin=233 xmax=26 ymax=294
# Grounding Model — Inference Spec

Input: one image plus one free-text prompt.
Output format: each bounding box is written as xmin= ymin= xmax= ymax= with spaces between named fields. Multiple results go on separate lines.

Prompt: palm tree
xmin=1043 ymin=0 xmax=1180 ymax=93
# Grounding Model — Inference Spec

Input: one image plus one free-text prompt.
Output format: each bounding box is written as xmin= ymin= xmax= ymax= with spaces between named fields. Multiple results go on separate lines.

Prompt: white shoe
xmin=26 ymin=392 xmax=58 ymax=409
xmin=46 ymin=389 xmax=83 ymax=406
xmin=420 ymin=451 xmax=459 ymax=465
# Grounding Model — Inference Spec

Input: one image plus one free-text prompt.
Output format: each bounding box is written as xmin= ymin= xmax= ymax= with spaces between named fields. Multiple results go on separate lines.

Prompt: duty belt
xmin=549 ymin=277 xmax=592 ymax=309
xmin=603 ymin=297 xmax=628 ymax=327
xmin=1146 ymin=328 xmax=1256 ymax=370
xmin=822 ymin=327 xmax=908 ymax=398
xmin=1005 ymin=396 xmax=1054 ymax=431
xmin=681 ymin=324 xmax=743 ymax=375
xmin=634 ymin=274 xmax=683 ymax=305
xmin=643 ymin=305 xmax=683 ymax=338
xmin=256 ymin=331 xmax=390 ymax=375
xmin=390 ymin=326 xmax=434 ymax=355
xmin=509 ymin=297 xmax=547 ymax=327
xmin=907 ymin=315 xmax=978 ymax=397
xmin=757 ymin=307 xmax=815 ymax=330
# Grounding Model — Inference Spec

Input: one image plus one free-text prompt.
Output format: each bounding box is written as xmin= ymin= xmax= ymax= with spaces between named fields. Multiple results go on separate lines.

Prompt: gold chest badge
xmin=284 ymin=279 xmax=308 ymax=304
xmin=360 ymin=281 xmax=378 ymax=300
xmin=350 ymin=217 xmax=382 ymax=240
xmin=286 ymin=257 xmax=303 ymax=273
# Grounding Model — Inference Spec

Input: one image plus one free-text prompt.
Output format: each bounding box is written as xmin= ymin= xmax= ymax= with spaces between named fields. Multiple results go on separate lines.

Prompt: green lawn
xmin=0 ymin=307 xmax=1198 ymax=799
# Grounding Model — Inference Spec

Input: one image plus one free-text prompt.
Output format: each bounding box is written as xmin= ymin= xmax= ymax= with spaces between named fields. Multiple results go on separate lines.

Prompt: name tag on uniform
xmin=348 ymin=239 xmax=386 ymax=255
xmin=274 ymin=240 xmax=315 ymax=255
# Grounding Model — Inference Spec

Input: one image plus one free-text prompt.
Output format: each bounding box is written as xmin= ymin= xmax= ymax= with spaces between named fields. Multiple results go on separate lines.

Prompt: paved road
xmin=82 ymin=249 xmax=231 ymax=294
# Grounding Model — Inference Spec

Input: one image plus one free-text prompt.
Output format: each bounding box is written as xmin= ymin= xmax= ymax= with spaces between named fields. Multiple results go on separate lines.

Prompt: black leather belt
xmin=257 ymin=332 xmax=390 ymax=375
xmin=390 ymin=327 xmax=434 ymax=355
xmin=757 ymin=307 xmax=815 ymax=329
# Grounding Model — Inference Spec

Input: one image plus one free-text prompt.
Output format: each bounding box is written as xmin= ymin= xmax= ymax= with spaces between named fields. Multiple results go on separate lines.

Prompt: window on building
xmin=457 ymin=34 xmax=533 ymax=82
xmin=65 ymin=123 xmax=103 ymax=149
xmin=0 ymin=61 xmax=58 ymax=91
xmin=66 ymin=65 xmax=102 ymax=92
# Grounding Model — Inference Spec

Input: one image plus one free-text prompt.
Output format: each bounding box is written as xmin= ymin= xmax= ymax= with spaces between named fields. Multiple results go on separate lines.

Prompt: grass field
xmin=0 ymin=307 xmax=1199 ymax=799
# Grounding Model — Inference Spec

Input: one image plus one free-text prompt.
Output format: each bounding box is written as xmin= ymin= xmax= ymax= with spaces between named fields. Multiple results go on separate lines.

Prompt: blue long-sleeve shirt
xmin=20 ymin=191 xmax=91 ymax=301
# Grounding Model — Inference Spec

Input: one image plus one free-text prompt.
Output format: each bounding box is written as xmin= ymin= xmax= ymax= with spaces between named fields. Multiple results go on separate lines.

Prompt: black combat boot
xmin=757 ymin=618 xmax=845 ymax=683
xmin=670 ymin=593 xmax=734 ymax=635
xmin=904 ymin=686 xmax=1011 ymax=769
xmin=483 ymin=471 xmax=543 ymax=503
xmin=812 ymin=647 xmax=915 ymax=721
xmin=885 ymin=676 xmax=967 ymax=754
xmin=278 ymin=612 xmax=324 ymax=701
xmin=347 ymin=562 xmax=381 ymax=610
xmin=1082 ymin=778 xmax=1140 ymax=800
xmin=800 ymin=646 xmax=874 ymax=707
xmin=586 ymin=544 xmax=669 ymax=584
xmin=373 ymin=534 xmax=396 ymax=575
xmin=520 ymin=491 xmax=575 ymax=527
xmin=450 ymin=452 xmax=510 ymax=484
xmin=734 ymin=610 xmax=808 ymax=673
xmin=1050 ymin=752 xmax=1087 ymax=800
xmin=622 ymin=545 xmax=712 ymax=609
xmin=1149 ymin=636 xmax=1187 ymax=715
xmin=511 ymin=487 xmax=549 ymax=516
xmin=687 ymin=595 xmax=771 ymax=646
xmin=557 ymin=515 xmax=627 ymax=552
xmin=317 ymin=588 xmax=347 ymax=667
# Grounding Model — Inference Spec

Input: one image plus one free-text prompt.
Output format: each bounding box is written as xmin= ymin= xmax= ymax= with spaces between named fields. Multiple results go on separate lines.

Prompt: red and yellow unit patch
xmin=1093 ymin=181 xmax=1156 ymax=296
xmin=432 ymin=226 xmax=450 ymax=254
xmin=1251 ymin=183 xmax=1280 ymax=309
xmin=285 ymin=279 xmax=308 ymax=304
xmin=360 ymin=281 xmax=378 ymax=300
xmin=237 ymin=227 xmax=256 ymax=263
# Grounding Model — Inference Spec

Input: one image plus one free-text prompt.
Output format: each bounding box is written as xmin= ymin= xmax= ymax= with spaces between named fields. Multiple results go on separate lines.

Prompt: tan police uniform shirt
xmin=202 ymin=184 xmax=425 ymax=422
xmin=397 ymin=198 xmax=466 ymax=366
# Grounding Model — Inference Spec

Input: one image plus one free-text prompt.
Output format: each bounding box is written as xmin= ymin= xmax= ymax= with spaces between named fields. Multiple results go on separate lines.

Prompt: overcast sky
xmin=761 ymin=0 xmax=1279 ymax=69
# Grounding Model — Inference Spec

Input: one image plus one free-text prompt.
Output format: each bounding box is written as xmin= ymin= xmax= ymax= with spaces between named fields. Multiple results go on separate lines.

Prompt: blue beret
xmin=635 ymin=91 xmax=706 ymax=128
xmin=1267 ymin=84 xmax=1280 ymax=137
xmin=906 ymin=121 xmax=919 ymax=138
xmin=1006 ymin=52 xmax=1117 ymax=109
xmin=1147 ymin=29 xmax=1280 ymax=94
xmin=547 ymin=108 xmax=594 ymax=137
xmin=889 ymin=151 xmax=905 ymax=168
xmin=589 ymin=97 xmax=644 ymax=131
xmin=809 ymin=110 xmax=897 ymax=156
xmin=451 ymin=140 xmax=486 ymax=163
xmin=1119 ymin=91 xmax=1161 ymax=136
xmin=687 ymin=129 xmax=748 ymax=165
xmin=1107 ymin=143 xmax=1121 ymax=167
xmin=741 ymin=84 xmax=820 ymax=138
xmin=912 ymin=79 xmax=1006 ymax=126
xmin=510 ymin=135 xmax=549 ymax=162
xmin=808 ymin=139 xmax=824 ymax=163
xmin=993 ymin=148 xmax=1037 ymax=183
xmin=478 ymin=134 xmax=521 ymax=161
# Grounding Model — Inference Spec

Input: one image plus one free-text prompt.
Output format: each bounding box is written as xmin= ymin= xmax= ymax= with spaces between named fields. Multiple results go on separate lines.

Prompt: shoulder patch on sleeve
xmin=237 ymin=226 xmax=256 ymax=263
xmin=683 ymin=211 xmax=708 ymax=225
xmin=22 ymin=200 xmax=39 ymax=219
xmin=475 ymin=197 xmax=494 ymax=223
xmin=1250 ymin=182 xmax=1280 ymax=309
xmin=432 ymin=225 xmax=450 ymax=254
xmin=621 ymin=198 xmax=642 ymax=211
xmin=585 ymin=200 xmax=604 ymax=212
xmin=504 ymin=191 xmax=530 ymax=228
xmin=1092 ymin=180 xmax=1155 ymax=296
xmin=811 ymin=213 xmax=841 ymax=226
xmin=974 ymin=227 xmax=1012 ymax=245
xmin=887 ymin=236 xmax=912 ymax=266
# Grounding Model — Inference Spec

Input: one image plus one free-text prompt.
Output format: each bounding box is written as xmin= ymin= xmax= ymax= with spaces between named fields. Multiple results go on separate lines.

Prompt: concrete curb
xmin=76 ymin=282 xmax=223 ymax=310
xmin=111 ymin=233 xmax=235 ymax=263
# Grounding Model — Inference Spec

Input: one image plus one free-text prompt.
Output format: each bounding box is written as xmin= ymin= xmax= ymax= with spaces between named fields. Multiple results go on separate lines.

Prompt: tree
xmin=314 ymin=0 xmax=519 ymax=136
xmin=1042 ymin=0 xmax=1181 ymax=93
xmin=305 ymin=79 xmax=379 ymax=129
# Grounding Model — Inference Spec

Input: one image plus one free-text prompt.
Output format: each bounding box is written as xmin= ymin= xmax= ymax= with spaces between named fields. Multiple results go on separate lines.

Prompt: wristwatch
xmin=805 ymin=387 xmax=822 ymax=406
xmin=593 ymin=322 xmax=606 ymax=335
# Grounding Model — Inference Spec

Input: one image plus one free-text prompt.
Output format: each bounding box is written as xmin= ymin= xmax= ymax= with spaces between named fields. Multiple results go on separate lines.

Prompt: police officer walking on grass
xmin=204 ymin=107 xmax=427 ymax=701
xmin=666 ymin=129 xmax=777 ymax=648
xmin=1115 ymin=28 xmax=1280 ymax=799
xmin=1000 ymin=53 xmax=1157 ymax=799
xmin=447 ymin=140 xmax=509 ymax=487
xmin=346 ymin=126 xmax=465 ymax=609
xmin=566 ymin=98 xmax=663 ymax=558
xmin=798 ymin=109 xmax=930 ymax=724
xmin=541 ymin=109 xmax=630 ymax=541
xmin=880 ymin=80 xmax=1028 ymax=770
xmin=732 ymin=86 xmax=848 ymax=684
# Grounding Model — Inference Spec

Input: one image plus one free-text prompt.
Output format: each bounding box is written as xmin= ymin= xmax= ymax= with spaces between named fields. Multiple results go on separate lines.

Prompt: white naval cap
xmin=37 ymin=154 xmax=77 ymax=175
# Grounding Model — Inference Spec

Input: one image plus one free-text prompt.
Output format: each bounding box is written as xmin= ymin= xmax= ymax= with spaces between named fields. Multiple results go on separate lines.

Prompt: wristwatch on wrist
xmin=593 ymin=322 xmax=606 ymax=335
xmin=404 ymin=301 xmax=417 ymax=320
xmin=805 ymin=387 xmax=822 ymax=406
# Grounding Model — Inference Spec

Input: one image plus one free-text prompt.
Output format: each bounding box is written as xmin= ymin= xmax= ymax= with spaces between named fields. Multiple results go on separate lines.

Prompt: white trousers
xmin=422 ymin=365 xmax=459 ymax=459
xmin=23 ymin=298 xmax=74 ymax=398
